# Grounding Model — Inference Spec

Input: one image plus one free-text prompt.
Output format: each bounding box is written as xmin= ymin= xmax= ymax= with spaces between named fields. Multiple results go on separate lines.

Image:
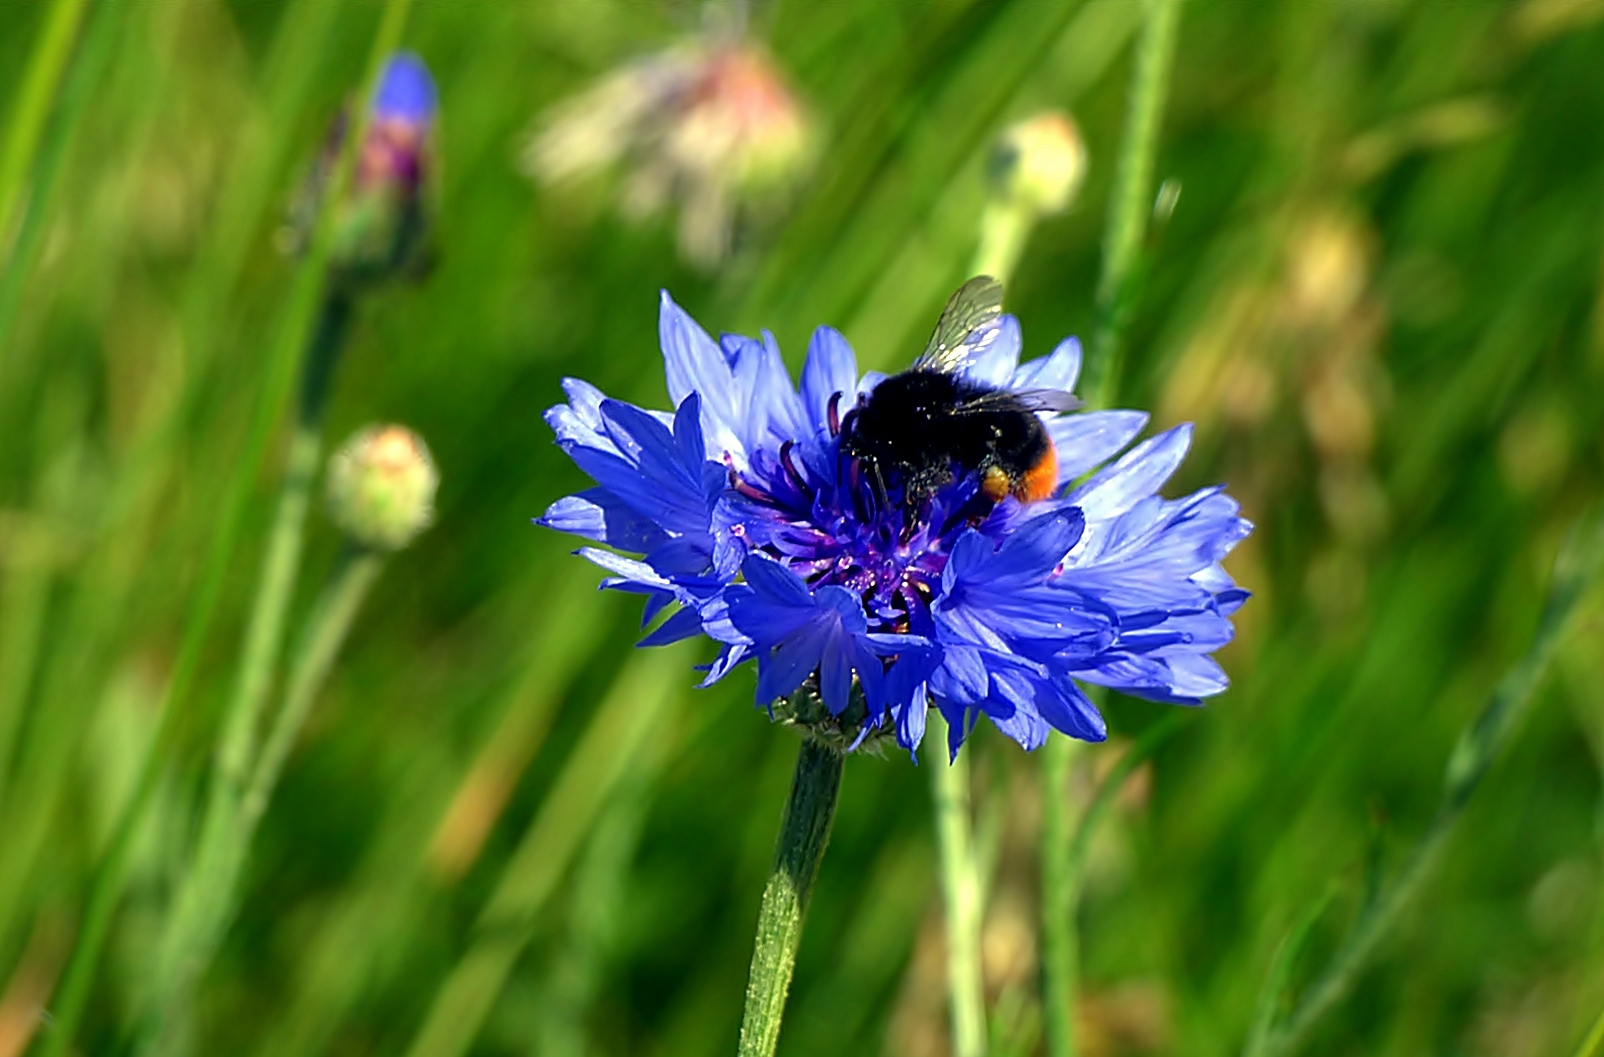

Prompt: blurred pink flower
xmin=525 ymin=40 xmax=813 ymax=267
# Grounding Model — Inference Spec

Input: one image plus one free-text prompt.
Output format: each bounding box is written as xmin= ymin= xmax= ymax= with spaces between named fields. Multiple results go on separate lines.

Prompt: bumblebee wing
xmin=1011 ymin=388 xmax=1082 ymax=412
xmin=913 ymin=276 xmax=1005 ymax=374
xmin=947 ymin=387 xmax=1082 ymax=416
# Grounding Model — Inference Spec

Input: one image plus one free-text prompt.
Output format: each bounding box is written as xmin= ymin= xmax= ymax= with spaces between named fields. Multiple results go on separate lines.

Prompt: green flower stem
xmin=1246 ymin=513 xmax=1604 ymax=1057
xmin=1043 ymin=4 xmax=1181 ymax=1056
xmin=244 ymin=549 xmax=382 ymax=835
xmin=1040 ymin=734 xmax=1081 ymax=1057
xmin=927 ymin=712 xmax=988 ymax=1057
xmin=737 ymin=737 xmax=845 ymax=1057
xmin=971 ymin=202 xmax=1033 ymax=285
xmin=215 ymin=289 xmax=352 ymax=803
xmin=1080 ymin=0 xmax=1182 ymax=413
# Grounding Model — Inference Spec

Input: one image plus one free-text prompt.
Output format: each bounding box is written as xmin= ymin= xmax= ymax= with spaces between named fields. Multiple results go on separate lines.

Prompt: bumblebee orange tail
xmin=1013 ymin=445 xmax=1059 ymax=503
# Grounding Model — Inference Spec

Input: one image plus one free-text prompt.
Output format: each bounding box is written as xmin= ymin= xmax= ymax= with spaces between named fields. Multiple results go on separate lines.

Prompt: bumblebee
xmin=841 ymin=276 xmax=1078 ymax=509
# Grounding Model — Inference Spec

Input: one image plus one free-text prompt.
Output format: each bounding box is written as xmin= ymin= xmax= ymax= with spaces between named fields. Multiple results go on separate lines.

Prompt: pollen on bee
xmin=981 ymin=465 xmax=1011 ymax=501
xmin=1012 ymin=444 xmax=1059 ymax=503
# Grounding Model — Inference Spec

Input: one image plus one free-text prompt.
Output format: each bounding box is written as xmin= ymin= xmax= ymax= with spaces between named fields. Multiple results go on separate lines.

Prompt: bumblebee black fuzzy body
xmin=842 ymin=369 xmax=1058 ymax=506
xmin=839 ymin=275 xmax=1074 ymax=510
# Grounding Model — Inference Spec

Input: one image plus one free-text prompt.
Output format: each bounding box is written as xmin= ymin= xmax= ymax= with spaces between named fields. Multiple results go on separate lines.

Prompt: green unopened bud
xmin=987 ymin=111 xmax=1088 ymax=218
xmin=326 ymin=425 xmax=437 ymax=551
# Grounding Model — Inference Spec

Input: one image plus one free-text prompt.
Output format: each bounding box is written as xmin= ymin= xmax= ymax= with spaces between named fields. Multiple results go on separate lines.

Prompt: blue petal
xmin=743 ymin=554 xmax=815 ymax=608
xmin=800 ymin=326 xmax=858 ymax=435
xmin=1048 ymin=410 xmax=1149 ymax=485
xmin=757 ymin=633 xmax=825 ymax=706
xmin=1012 ymin=337 xmax=1082 ymax=394
xmin=818 ymin=628 xmax=853 ymax=715
xmin=537 ymin=488 xmax=670 ymax=552
xmin=674 ymin=393 xmax=707 ymax=469
xmin=985 ymin=669 xmax=1050 ymax=751
xmin=577 ymin=547 xmax=673 ymax=591
xmin=1069 ymin=424 xmax=1193 ymax=523
xmin=659 ymin=291 xmax=745 ymax=459
xmin=1040 ymin=674 xmax=1108 ymax=741
xmin=638 ymin=605 xmax=704 ymax=647
xmin=566 ymin=446 xmax=708 ymax=539
xmin=731 ymin=330 xmax=810 ymax=451
xmin=897 ymin=682 xmax=929 ymax=756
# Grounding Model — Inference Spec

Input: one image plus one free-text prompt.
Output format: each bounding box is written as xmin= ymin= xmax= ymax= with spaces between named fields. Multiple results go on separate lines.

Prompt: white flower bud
xmin=326 ymin=425 xmax=437 ymax=551
xmin=987 ymin=111 xmax=1088 ymax=218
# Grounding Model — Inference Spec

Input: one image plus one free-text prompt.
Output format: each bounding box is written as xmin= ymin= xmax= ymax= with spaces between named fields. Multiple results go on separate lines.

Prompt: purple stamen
xmin=729 ymin=468 xmax=778 ymax=505
xmin=778 ymin=440 xmax=813 ymax=498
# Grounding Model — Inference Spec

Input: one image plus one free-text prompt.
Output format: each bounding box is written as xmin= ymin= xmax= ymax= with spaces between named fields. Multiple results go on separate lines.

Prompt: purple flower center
xmin=724 ymin=405 xmax=996 ymax=640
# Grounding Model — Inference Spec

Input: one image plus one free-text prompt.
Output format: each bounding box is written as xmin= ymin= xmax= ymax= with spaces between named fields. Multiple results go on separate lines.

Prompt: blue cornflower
xmin=539 ymin=291 xmax=1251 ymax=757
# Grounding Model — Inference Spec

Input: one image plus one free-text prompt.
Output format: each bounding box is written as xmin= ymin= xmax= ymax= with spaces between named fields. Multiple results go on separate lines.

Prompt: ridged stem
xmin=1245 ymin=513 xmax=1604 ymax=1057
xmin=736 ymin=738 xmax=844 ymax=1057
xmin=1044 ymin=4 xmax=1182 ymax=1056
xmin=928 ymin=712 xmax=987 ymax=1057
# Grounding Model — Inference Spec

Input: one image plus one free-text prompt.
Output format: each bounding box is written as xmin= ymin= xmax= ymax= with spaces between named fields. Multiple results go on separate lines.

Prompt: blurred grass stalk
xmin=403 ymin=644 xmax=691 ymax=1057
xmin=143 ymin=265 xmax=351 ymax=1054
xmin=1244 ymin=510 xmax=1604 ymax=1057
xmin=3 ymin=0 xmax=342 ymax=867
xmin=924 ymin=101 xmax=1097 ymax=1057
xmin=1573 ymin=1002 xmax=1604 ymax=1057
xmin=0 ymin=0 xmax=116 ymax=833
xmin=1041 ymin=2 xmax=1180 ymax=1056
xmin=36 ymin=4 xmax=417 ymax=1055
xmin=148 ymin=547 xmax=385 ymax=1052
xmin=249 ymin=569 xmax=607 ymax=1057
xmin=0 ymin=0 xmax=87 ymax=307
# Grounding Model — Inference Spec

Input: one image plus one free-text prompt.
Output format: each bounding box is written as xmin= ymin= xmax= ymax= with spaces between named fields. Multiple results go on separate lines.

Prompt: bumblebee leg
xmin=868 ymin=458 xmax=891 ymax=513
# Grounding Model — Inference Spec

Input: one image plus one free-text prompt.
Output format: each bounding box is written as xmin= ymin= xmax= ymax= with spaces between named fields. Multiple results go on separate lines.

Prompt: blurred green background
xmin=1 ymin=1 xmax=1603 ymax=1055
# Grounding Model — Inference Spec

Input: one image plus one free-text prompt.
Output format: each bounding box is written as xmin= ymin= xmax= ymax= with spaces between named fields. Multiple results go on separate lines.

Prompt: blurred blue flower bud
xmin=283 ymin=52 xmax=438 ymax=287
xmin=372 ymin=52 xmax=437 ymax=125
